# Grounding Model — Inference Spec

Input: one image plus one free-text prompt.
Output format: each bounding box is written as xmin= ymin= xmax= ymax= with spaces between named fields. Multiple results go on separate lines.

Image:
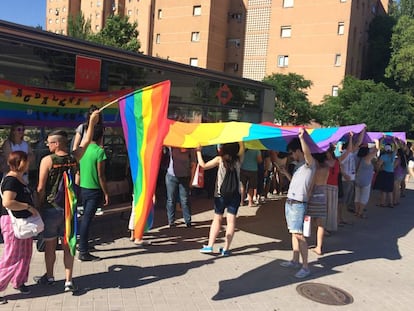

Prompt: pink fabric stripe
xmin=0 ymin=215 xmax=33 ymax=290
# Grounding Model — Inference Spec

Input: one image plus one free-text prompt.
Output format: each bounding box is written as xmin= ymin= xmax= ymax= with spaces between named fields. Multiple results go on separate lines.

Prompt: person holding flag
xmin=34 ymin=110 xmax=100 ymax=293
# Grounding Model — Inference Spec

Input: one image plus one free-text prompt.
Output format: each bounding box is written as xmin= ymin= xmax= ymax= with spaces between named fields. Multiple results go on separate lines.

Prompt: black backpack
xmin=220 ymin=166 xmax=239 ymax=200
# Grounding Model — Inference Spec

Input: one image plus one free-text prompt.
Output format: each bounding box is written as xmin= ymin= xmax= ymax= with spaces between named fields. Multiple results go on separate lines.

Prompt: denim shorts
xmin=214 ymin=193 xmax=241 ymax=215
xmin=41 ymin=207 xmax=64 ymax=239
xmin=285 ymin=200 xmax=307 ymax=234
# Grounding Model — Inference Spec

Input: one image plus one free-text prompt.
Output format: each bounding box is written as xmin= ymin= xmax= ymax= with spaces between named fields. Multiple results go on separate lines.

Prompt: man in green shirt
xmin=78 ymin=125 xmax=109 ymax=261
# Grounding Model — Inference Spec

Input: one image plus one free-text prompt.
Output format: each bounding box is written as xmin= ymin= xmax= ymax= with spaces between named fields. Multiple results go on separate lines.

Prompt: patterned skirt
xmin=306 ymin=185 xmax=327 ymax=218
xmin=325 ymin=184 xmax=338 ymax=231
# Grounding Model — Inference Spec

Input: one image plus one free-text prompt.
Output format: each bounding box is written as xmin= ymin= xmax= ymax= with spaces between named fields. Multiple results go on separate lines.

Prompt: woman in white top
xmin=1 ymin=122 xmax=33 ymax=183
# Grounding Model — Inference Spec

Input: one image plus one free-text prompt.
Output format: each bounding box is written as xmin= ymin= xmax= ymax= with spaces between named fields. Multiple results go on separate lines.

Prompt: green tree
xmin=67 ymin=12 xmax=92 ymax=40
xmin=385 ymin=15 xmax=414 ymax=95
xmin=365 ymin=15 xmax=395 ymax=86
xmin=316 ymin=76 xmax=414 ymax=131
xmin=262 ymin=73 xmax=313 ymax=125
xmin=391 ymin=0 xmax=414 ymax=18
xmin=91 ymin=15 xmax=140 ymax=52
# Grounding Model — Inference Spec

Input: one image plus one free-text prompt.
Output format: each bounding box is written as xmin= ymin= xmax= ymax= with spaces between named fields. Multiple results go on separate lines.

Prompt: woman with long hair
xmin=0 ymin=122 xmax=33 ymax=183
xmin=196 ymin=142 xmax=243 ymax=256
xmin=393 ymin=148 xmax=407 ymax=206
xmin=354 ymin=142 xmax=378 ymax=218
xmin=0 ymin=151 xmax=40 ymax=304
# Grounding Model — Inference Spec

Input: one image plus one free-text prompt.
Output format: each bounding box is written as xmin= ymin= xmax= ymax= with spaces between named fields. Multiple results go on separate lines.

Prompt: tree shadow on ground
xmin=211 ymin=189 xmax=414 ymax=300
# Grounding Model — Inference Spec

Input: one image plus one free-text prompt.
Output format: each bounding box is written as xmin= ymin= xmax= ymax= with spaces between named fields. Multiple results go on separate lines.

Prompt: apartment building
xmin=46 ymin=0 xmax=80 ymax=35
xmin=243 ymin=0 xmax=390 ymax=104
xmin=46 ymin=0 xmax=390 ymax=104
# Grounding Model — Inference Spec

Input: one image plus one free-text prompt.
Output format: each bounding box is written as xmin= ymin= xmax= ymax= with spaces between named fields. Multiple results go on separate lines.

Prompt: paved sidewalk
xmin=1 ymin=182 xmax=414 ymax=310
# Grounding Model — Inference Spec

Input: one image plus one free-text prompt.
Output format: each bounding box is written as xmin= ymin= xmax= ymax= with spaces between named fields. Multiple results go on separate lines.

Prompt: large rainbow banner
xmin=119 ymin=81 xmax=170 ymax=240
xmin=163 ymin=122 xmax=371 ymax=153
xmin=0 ymin=79 xmax=132 ymax=127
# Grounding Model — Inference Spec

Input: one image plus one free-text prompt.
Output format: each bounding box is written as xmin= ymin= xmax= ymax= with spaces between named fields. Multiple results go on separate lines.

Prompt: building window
xmin=97 ymin=1 xmax=101 ymax=7
xmin=48 ymin=19 xmax=52 ymax=24
xmin=55 ymin=18 xmax=59 ymax=24
xmin=335 ymin=54 xmax=341 ymax=66
xmin=283 ymin=0 xmax=294 ymax=8
xmin=95 ymin=25 xmax=100 ymax=31
xmin=338 ymin=22 xmax=345 ymax=35
xmin=156 ymin=34 xmax=160 ymax=44
xmin=280 ymin=26 xmax=291 ymax=38
xmin=193 ymin=5 xmax=201 ymax=16
xmin=191 ymin=32 xmax=200 ymax=42
xmin=128 ymin=10 xmax=132 ymax=16
xmin=158 ymin=9 xmax=162 ymax=19
xmin=62 ymin=18 xmax=66 ymax=23
xmin=332 ymin=86 xmax=339 ymax=97
xmin=49 ymin=8 xmax=53 ymax=13
xmin=340 ymin=0 xmax=346 ymax=2
xmin=190 ymin=58 xmax=199 ymax=66
xmin=227 ymin=38 xmax=241 ymax=48
xmin=62 ymin=7 xmax=66 ymax=12
xmin=277 ymin=55 xmax=289 ymax=67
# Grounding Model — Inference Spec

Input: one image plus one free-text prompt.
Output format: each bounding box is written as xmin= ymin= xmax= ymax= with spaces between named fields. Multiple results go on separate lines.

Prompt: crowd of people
xmin=0 ymin=110 xmax=100 ymax=304
xmin=195 ymin=128 xmax=413 ymax=279
xmin=1 ymin=114 xmax=413 ymax=304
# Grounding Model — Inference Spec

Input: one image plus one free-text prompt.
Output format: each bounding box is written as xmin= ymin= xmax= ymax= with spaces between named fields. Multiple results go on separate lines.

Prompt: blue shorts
xmin=41 ymin=207 xmax=64 ymax=239
xmin=214 ymin=194 xmax=241 ymax=215
xmin=285 ymin=200 xmax=307 ymax=234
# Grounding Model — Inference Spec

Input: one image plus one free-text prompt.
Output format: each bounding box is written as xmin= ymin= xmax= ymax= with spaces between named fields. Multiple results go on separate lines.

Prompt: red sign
xmin=75 ymin=55 xmax=101 ymax=91
xmin=216 ymin=84 xmax=233 ymax=105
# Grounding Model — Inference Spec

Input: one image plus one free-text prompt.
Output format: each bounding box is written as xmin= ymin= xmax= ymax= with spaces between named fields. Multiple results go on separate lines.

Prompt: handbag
xmin=1 ymin=178 xmax=44 ymax=239
xmin=6 ymin=208 xmax=44 ymax=239
xmin=191 ymin=164 xmax=204 ymax=188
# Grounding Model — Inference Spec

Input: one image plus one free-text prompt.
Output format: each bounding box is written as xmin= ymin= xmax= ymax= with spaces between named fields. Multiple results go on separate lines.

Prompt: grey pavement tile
xmin=2 ymin=184 xmax=414 ymax=310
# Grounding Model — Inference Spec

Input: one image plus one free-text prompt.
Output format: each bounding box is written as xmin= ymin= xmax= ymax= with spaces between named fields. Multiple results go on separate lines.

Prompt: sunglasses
xmin=45 ymin=141 xmax=57 ymax=146
xmin=15 ymin=127 xmax=25 ymax=132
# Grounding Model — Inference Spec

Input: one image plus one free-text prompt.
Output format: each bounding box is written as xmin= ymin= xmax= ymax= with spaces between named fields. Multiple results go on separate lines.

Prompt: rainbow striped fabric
xmin=62 ymin=171 xmax=78 ymax=256
xmin=119 ymin=81 xmax=170 ymax=240
xmin=0 ymin=79 xmax=132 ymax=127
xmin=164 ymin=122 xmax=374 ymax=153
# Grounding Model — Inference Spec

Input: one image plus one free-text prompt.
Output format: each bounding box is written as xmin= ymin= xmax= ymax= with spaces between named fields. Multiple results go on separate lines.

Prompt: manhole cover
xmin=296 ymin=283 xmax=354 ymax=305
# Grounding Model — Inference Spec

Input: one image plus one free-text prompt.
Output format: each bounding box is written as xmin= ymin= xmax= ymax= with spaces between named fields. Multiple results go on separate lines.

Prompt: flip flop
xmin=311 ymin=248 xmax=323 ymax=256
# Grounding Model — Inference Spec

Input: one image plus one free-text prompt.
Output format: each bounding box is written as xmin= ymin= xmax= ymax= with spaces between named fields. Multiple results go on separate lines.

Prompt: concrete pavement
xmin=1 ymin=181 xmax=414 ymax=310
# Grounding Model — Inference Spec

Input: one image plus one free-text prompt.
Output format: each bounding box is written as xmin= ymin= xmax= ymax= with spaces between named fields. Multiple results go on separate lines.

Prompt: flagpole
xmin=99 ymin=98 xmax=119 ymax=111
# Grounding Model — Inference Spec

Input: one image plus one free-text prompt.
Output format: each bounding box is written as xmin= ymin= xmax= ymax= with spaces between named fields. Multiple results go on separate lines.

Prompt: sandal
xmin=134 ymin=240 xmax=151 ymax=246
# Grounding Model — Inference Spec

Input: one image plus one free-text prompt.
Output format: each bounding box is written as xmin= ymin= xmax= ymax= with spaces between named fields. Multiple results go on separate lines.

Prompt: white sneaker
xmin=95 ymin=208 xmax=103 ymax=216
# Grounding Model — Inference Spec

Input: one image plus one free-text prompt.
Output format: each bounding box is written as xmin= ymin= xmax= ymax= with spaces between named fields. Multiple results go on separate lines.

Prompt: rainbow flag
xmin=164 ymin=122 xmax=403 ymax=153
xmin=63 ymin=171 xmax=78 ymax=256
xmin=119 ymin=81 xmax=170 ymax=240
xmin=367 ymin=132 xmax=406 ymax=143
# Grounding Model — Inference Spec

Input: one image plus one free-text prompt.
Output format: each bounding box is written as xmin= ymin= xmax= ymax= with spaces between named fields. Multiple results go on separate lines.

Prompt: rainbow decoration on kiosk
xmin=118 ymin=81 xmax=170 ymax=240
xmin=0 ymin=79 xmax=132 ymax=127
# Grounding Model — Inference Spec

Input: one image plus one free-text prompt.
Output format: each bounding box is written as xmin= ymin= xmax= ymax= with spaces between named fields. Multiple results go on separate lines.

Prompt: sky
xmin=0 ymin=0 xmax=45 ymax=28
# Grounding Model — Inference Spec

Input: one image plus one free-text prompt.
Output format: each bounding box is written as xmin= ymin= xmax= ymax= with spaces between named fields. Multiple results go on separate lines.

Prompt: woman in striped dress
xmin=307 ymin=153 xmax=329 ymax=256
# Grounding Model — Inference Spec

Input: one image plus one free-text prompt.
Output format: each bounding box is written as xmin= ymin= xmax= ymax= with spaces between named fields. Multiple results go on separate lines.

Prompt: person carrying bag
xmin=0 ymin=151 xmax=42 ymax=302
